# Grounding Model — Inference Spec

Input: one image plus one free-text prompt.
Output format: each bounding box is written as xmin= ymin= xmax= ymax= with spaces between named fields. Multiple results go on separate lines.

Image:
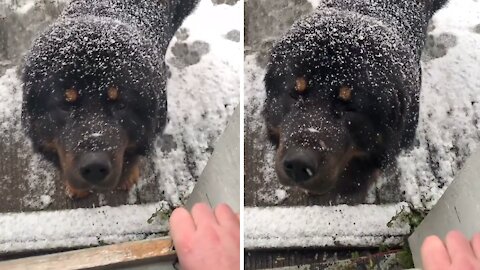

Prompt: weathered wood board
xmin=0 ymin=238 xmax=176 ymax=270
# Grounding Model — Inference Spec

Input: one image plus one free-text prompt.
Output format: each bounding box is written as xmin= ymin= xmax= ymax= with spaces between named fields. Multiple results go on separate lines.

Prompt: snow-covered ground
xmin=399 ymin=0 xmax=480 ymax=210
xmin=245 ymin=0 xmax=480 ymax=248
xmin=0 ymin=0 xmax=240 ymax=209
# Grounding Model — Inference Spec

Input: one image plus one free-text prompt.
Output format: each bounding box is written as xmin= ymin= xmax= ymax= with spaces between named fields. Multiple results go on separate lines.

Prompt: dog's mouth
xmin=275 ymin=143 xmax=367 ymax=195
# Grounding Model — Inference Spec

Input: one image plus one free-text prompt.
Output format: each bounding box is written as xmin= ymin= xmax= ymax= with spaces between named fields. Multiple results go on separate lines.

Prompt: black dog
xmin=264 ymin=0 xmax=447 ymax=199
xmin=22 ymin=0 xmax=198 ymax=198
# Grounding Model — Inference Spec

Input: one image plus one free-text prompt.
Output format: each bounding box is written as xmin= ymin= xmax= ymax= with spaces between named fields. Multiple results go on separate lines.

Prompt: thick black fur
xmin=264 ymin=0 xmax=447 ymax=200
xmin=22 ymin=0 xmax=198 ymax=196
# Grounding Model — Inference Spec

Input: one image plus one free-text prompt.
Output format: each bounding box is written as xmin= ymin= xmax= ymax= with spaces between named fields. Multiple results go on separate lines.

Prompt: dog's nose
xmin=283 ymin=150 xmax=317 ymax=183
xmin=79 ymin=153 xmax=112 ymax=184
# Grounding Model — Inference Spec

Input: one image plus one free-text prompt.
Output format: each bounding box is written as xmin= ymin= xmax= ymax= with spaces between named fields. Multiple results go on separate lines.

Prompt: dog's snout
xmin=283 ymin=150 xmax=318 ymax=183
xmin=79 ymin=152 xmax=112 ymax=184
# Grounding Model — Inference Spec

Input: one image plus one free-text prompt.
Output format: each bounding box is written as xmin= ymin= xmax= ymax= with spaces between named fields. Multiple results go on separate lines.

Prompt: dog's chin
xmin=276 ymin=172 xmax=337 ymax=195
xmin=65 ymin=173 xmax=121 ymax=193
xmin=296 ymin=183 xmax=335 ymax=196
xmin=294 ymin=177 xmax=336 ymax=195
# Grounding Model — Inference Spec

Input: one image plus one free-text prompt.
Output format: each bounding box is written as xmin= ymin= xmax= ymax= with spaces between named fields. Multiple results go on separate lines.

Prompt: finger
xmin=191 ymin=203 xmax=218 ymax=226
xmin=214 ymin=204 xmax=239 ymax=228
xmin=169 ymin=207 xmax=196 ymax=245
xmin=471 ymin=233 xmax=480 ymax=259
xmin=446 ymin=230 xmax=475 ymax=260
xmin=421 ymin=235 xmax=451 ymax=270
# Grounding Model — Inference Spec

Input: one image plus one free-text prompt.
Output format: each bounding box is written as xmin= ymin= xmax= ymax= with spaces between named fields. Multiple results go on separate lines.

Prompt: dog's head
xmin=22 ymin=17 xmax=167 ymax=192
xmin=264 ymin=11 xmax=419 ymax=194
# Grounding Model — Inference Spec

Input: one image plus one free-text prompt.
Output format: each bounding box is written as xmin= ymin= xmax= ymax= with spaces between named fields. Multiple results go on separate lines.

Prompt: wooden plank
xmin=408 ymin=150 xmax=480 ymax=268
xmin=0 ymin=238 xmax=176 ymax=270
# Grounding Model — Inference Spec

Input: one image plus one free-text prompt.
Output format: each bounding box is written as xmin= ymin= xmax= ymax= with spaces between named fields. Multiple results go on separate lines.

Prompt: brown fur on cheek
xmin=332 ymin=147 xmax=368 ymax=179
xmin=267 ymin=125 xmax=281 ymax=145
xmin=118 ymin=157 xmax=142 ymax=191
xmin=48 ymin=140 xmax=91 ymax=198
xmin=39 ymin=139 xmax=59 ymax=154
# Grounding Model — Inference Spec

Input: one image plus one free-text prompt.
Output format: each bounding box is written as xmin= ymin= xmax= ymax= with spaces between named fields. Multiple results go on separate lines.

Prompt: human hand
xmin=169 ymin=203 xmax=240 ymax=270
xmin=421 ymin=230 xmax=480 ymax=270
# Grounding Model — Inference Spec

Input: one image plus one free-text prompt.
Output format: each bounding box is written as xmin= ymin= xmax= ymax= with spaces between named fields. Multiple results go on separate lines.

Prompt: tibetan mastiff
xmin=264 ymin=0 xmax=447 ymax=199
xmin=22 ymin=0 xmax=198 ymax=198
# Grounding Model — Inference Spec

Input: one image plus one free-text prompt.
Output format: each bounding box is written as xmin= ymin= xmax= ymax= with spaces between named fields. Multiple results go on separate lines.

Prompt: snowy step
xmin=0 ymin=203 xmax=168 ymax=254
xmin=244 ymin=203 xmax=411 ymax=249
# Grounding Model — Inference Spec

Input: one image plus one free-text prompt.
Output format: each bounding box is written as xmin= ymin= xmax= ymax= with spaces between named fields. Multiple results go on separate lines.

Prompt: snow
xmin=245 ymin=203 xmax=410 ymax=249
xmin=0 ymin=0 xmax=239 ymax=210
xmin=307 ymin=0 xmax=322 ymax=9
xmin=398 ymin=0 xmax=480 ymax=209
xmin=245 ymin=0 xmax=480 ymax=248
xmin=16 ymin=1 xmax=35 ymax=14
xmin=0 ymin=203 xmax=169 ymax=252
xmin=148 ymin=0 xmax=240 ymax=205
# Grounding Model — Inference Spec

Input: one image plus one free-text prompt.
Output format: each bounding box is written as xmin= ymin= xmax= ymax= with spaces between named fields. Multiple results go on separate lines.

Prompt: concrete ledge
xmin=245 ymin=203 xmax=411 ymax=249
xmin=0 ymin=203 xmax=167 ymax=254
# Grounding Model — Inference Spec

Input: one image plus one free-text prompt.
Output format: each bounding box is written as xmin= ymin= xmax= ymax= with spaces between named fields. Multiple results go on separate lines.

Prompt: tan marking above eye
xmin=295 ymin=77 xmax=308 ymax=93
xmin=107 ymin=85 xmax=119 ymax=100
xmin=65 ymin=87 xmax=78 ymax=103
xmin=338 ymin=86 xmax=352 ymax=101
